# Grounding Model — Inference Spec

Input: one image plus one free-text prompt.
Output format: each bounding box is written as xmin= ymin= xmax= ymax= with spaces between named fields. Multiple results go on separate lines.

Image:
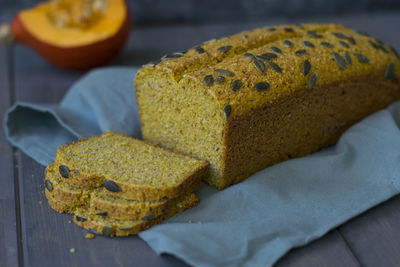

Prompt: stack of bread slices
xmin=44 ymin=131 xmax=208 ymax=237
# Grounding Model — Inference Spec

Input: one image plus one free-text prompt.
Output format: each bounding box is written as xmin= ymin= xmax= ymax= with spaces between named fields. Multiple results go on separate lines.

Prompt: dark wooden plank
xmin=339 ymin=196 xmax=400 ymax=267
xmin=0 ymin=46 xmax=19 ymax=267
xmin=276 ymin=231 xmax=360 ymax=267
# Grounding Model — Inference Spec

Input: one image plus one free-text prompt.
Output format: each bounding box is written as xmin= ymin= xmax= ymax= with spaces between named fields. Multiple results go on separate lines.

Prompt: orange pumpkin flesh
xmin=9 ymin=0 xmax=130 ymax=69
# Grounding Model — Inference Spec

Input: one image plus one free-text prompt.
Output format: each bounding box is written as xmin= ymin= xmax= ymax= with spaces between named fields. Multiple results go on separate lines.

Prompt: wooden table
xmin=1 ymin=12 xmax=400 ymax=267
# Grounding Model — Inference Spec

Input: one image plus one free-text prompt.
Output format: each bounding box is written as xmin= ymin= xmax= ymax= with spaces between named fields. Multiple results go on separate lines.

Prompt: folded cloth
xmin=4 ymin=67 xmax=400 ymax=267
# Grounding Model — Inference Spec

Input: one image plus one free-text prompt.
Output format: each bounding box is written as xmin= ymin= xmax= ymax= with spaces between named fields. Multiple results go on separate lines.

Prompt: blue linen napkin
xmin=4 ymin=67 xmax=400 ymax=267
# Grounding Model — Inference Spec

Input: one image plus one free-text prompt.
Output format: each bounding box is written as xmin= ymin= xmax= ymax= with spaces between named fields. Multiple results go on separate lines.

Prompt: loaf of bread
xmin=135 ymin=23 xmax=400 ymax=189
xmin=44 ymin=131 xmax=208 ymax=236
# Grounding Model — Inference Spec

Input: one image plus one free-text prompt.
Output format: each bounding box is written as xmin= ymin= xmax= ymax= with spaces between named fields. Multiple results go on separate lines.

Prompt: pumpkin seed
xmin=223 ymin=105 xmax=232 ymax=119
xmin=353 ymin=53 xmax=369 ymax=64
xmin=332 ymin=32 xmax=356 ymax=44
xmin=332 ymin=32 xmax=348 ymax=39
xmin=344 ymin=52 xmax=352 ymax=66
xmin=384 ymin=62 xmax=396 ymax=81
xmin=368 ymin=40 xmax=379 ymax=49
xmin=284 ymin=27 xmax=294 ymax=32
xmin=283 ymin=40 xmax=292 ymax=47
xmin=339 ymin=40 xmax=349 ymax=48
xmin=96 ymin=211 xmax=108 ymax=216
xmin=75 ymin=215 xmax=87 ymax=222
xmin=141 ymin=213 xmax=156 ymax=221
xmin=347 ymin=37 xmax=356 ymax=45
xmin=378 ymin=45 xmax=388 ymax=54
xmin=253 ymin=59 xmax=266 ymax=73
xmin=270 ymin=46 xmax=282 ymax=54
xmin=266 ymin=61 xmax=282 ymax=73
xmin=203 ymin=75 xmax=214 ymax=86
xmin=390 ymin=46 xmax=400 ymax=59
xmin=302 ymin=60 xmax=311 ymax=76
xmin=243 ymin=53 xmax=255 ymax=60
xmin=214 ymin=69 xmax=234 ymax=77
xmin=266 ymin=27 xmax=276 ymax=32
xmin=294 ymin=49 xmax=307 ymax=56
xmin=215 ymin=76 xmax=225 ymax=83
xmin=194 ymin=46 xmax=205 ymax=54
xmin=103 ymin=179 xmax=121 ymax=192
xmin=231 ymin=80 xmax=243 ymax=91
xmin=255 ymin=55 xmax=267 ymax=62
xmin=259 ymin=52 xmax=278 ymax=60
xmin=162 ymin=53 xmax=182 ymax=60
xmin=369 ymin=39 xmax=388 ymax=53
xmin=44 ymin=179 xmax=53 ymax=192
xmin=102 ymin=225 xmax=113 ymax=237
xmin=308 ymin=73 xmax=318 ymax=89
xmin=307 ymin=30 xmax=323 ymax=38
xmin=253 ymin=82 xmax=270 ymax=91
xmin=118 ymin=225 xmax=133 ymax=231
xmin=59 ymin=165 xmax=70 ymax=178
xmin=332 ymin=52 xmax=346 ymax=70
xmin=320 ymin=42 xmax=334 ymax=48
xmin=217 ymin=45 xmax=232 ymax=53
xmin=303 ymin=40 xmax=315 ymax=48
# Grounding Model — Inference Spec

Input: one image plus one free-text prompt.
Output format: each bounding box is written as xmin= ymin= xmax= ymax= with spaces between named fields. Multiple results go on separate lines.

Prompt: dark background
xmin=1 ymin=0 xmax=400 ymax=25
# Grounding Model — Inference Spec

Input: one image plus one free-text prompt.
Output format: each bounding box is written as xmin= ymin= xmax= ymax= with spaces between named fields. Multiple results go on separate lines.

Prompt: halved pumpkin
xmin=1 ymin=0 xmax=130 ymax=69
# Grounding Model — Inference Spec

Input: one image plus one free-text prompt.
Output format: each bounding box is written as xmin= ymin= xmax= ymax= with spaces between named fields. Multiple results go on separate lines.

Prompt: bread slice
xmin=45 ymin=162 xmax=195 ymax=220
xmin=73 ymin=193 xmax=198 ymax=237
xmin=53 ymin=131 xmax=208 ymax=201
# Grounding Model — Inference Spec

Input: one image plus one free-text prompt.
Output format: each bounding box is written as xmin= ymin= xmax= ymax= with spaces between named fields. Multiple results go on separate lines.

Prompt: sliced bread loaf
xmin=54 ymin=131 xmax=208 ymax=201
